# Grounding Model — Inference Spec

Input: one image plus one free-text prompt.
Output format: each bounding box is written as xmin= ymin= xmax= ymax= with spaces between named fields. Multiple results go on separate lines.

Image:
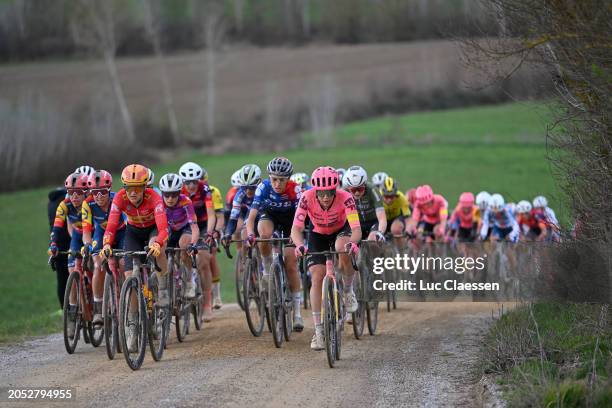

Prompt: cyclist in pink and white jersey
xmin=407 ymin=184 xmax=448 ymax=241
xmin=291 ymin=166 xmax=362 ymax=351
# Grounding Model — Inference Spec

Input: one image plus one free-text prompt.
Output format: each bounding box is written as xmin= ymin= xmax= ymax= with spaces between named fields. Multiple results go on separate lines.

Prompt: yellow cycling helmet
xmin=121 ymin=164 xmax=149 ymax=187
xmin=382 ymin=177 xmax=398 ymax=195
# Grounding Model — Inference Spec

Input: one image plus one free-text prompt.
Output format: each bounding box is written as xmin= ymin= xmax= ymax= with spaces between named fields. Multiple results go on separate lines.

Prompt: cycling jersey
xmin=164 ymin=194 xmax=197 ymax=232
xmin=517 ymin=211 xmax=545 ymax=235
xmin=182 ymin=181 xmax=213 ymax=224
xmin=103 ymin=188 xmax=169 ymax=247
xmin=383 ymin=191 xmax=410 ymax=221
xmin=480 ymin=206 xmax=519 ymax=241
xmin=82 ymin=192 xmax=126 ymax=233
xmin=209 ymin=185 xmax=224 ymax=212
xmin=533 ymin=207 xmax=559 ymax=230
xmin=293 ymin=188 xmax=360 ymax=235
xmin=411 ymin=194 xmax=448 ymax=225
xmin=449 ymin=205 xmax=480 ymax=230
xmin=52 ymin=198 xmax=84 ymax=238
xmin=225 ymin=187 xmax=256 ymax=236
xmin=251 ymin=179 xmax=300 ymax=214
xmin=354 ymin=183 xmax=383 ymax=224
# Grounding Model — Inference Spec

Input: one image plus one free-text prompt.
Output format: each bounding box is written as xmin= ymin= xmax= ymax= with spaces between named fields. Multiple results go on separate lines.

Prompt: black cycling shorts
xmin=386 ymin=215 xmax=405 ymax=234
xmin=259 ymin=210 xmax=295 ymax=239
xmin=457 ymin=226 xmax=476 ymax=242
xmin=360 ymin=219 xmax=379 ymax=237
xmin=306 ymin=221 xmax=351 ymax=268
xmin=168 ymin=224 xmax=192 ymax=248
xmin=124 ymin=224 xmax=159 ymax=271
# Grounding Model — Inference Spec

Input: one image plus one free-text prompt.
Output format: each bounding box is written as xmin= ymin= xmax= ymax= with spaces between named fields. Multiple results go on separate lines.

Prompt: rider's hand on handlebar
xmin=100 ymin=244 xmax=112 ymax=260
xmin=245 ymin=233 xmax=256 ymax=247
xmin=221 ymin=234 xmax=231 ymax=247
xmin=187 ymin=243 xmax=198 ymax=255
xmin=345 ymin=241 xmax=359 ymax=256
xmin=294 ymin=245 xmax=307 ymax=258
xmin=204 ymin=232 xmax=214 ymax=247
xmin=47 ymin=243 xmax=58 ymax=257
xmin=147 ymin=242 xmax=162 ymax=258
xmin=81 ymin=244 xmax=92 ymax=258
xmin=374 ymin=231 xmax=386 ymax=242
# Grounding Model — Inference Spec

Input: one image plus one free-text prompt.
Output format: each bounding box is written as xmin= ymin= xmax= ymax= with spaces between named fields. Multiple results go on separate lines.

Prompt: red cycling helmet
xmin=458 ymin=192 xmax=474 ymax=208
xmin=65 ymin=172 xmax=89 ymax=190
xmin=310 ymin=166 xmax=338 ymax=191
xmin=416 ymin=184 xmax=434 ymax=205
xmin=406 ymin=188 xmax=417 ymax=205
xmin=87 ymin=170 xmax=113 ymax=189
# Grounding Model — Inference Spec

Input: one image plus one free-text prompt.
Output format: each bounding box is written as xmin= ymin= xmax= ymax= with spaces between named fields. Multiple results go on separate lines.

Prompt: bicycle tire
xmin=119 ymin=276 xmax=146 ymax=371
xmin=282 ymin=267 xmax=293 ymax=342
xmin=352 ymin=270 xmax=365 ymax=339
xmin=148 ymin=272 xmax=169 ymax=362
xmin=192 ymin=273 xmax=203 ymax=331
xmin=63 ymin=272 xmax=81 ymax=354
xmin=235 ymin=251 xmax=245 ymax=311
xmin=103 ymin=272 xmax=118 ymax=360
xmin=89 ymin=317 xmax=104 ymax=347
xmin=323 ymin=276 xmax=337 ymax=368
xmin=300 ymin=258 xmax=310 ymax=310
xmin=174 ymin=266 xmax=189 ymax=342
xmin=243 ymin=255 xmax=265 ymax=337
xmin=269 ymin=262 xmax=284 ymax=348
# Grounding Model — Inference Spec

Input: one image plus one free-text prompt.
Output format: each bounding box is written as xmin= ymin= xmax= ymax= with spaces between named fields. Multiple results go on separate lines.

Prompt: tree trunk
xmin=205 ymin=45 xmax=216 ymax=139
xmin=103 ymin=50 xmax=135 ymax=144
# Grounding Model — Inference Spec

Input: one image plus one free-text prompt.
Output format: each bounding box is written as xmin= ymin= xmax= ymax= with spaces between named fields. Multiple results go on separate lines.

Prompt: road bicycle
xmin=356 ymin=241 xmax=383 ymax=337
xmin=100 ymin=254 xmax=125 ymax=360
xmin=51 ymin=250 xmax=103 ymax=354
xmin=117 ymin=248 xmax=170 ymax=370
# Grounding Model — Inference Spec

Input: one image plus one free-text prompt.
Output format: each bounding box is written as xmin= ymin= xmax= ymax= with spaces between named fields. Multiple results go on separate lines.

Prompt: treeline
xmin=0 ymin=0 xmax=498 ymax=62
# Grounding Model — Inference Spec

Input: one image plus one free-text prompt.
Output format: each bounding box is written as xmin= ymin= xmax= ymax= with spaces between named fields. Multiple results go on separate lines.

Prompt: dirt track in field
xmin=0 ymin=302 xmax=501 ymax=408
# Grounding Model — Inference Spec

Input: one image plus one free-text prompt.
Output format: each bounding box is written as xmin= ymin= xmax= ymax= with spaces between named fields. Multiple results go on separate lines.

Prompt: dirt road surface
xmin=0 ymin=303 xmax=498 ymax=408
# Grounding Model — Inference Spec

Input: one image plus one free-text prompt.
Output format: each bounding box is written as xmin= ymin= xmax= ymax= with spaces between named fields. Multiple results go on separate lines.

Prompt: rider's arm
xmin=103 ymin=193 xmax=123 ymax=247
xmin=184 ymin=199 xmax=200 ymax=246
xmin=246 ymin=183 xmax=266 ymax=237
xmin=151 ymin=194 xmax=169 ymax=247
xmin=407 ymin=205 xmax=420 ymax=233
xmin=224 ymin=190 xmax=244 ymax=237
xmin=291 ymin=193 xmax=309 ymax=247
xmin=375 ymin=208 xmax=387 ymax=234
xmin=479 ymin=210 xmax=490 ymax=240
xmin=344 ymin=195 xmax=362 ymax=244
xmin=51 ymin=200 xmax=68 ymax=244
xmin=246 ymin=208 xmax=258 ymax=237
xmin=81 ymin=200 xmax=93 ymax=245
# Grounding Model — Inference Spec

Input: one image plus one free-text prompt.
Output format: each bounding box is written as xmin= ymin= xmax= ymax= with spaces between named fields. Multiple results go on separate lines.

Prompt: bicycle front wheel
xmin=148 ymin=272 xmax=169 ymax=362
xmin=269 ymin=262 xmax=284 ymax=348
xmin=323 ymin=276 xmax=338 ymax=368
xmin=235 ymin=251 xmax=245 ymax=311
xmin=352 ymin=270 xmax=365 ymax=339
xmin=103 ymin=273 xmax=118 ymax=360
xmin=63 ymin=272 xmax=82 ymax=354
xmin=119 ymin=276 xmax=146 ymax=371
xmin=243 ymin=256 xmax=265 ymax=337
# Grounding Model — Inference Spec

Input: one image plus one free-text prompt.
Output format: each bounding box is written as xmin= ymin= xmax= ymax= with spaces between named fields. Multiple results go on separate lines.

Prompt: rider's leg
xmin=391 ymin=218 xmax=404 ymax=251
xmin=178 ymin=232 xmax=196 ymax=297
xmin=210 ymin=252 xmax=222 ymax=308
xmin=257 ymin=219 xmax=274 ymax=276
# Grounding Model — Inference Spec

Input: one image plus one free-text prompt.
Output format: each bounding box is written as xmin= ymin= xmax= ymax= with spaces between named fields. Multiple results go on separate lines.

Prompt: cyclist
xmin=245 ymin=157 xmax=304 ymax=331
xmin=290 ymin=172 xmax=311 ymax=191
xmin=447 ymin=192 xmax=479 ymax=242
xmin=408 ymin=185 xmax=448 ymax=242
xmin=224 ymin=170 xmax=242 ymax=229
xmin=516 ymin=200 xmax=547 ymax=241
xmin=405 ymin=188 xmax=417 ymax=213
xmin=100 ymin=164 xmax=170 ymax=352
xmin=480 ymin=194 xmax=519 ymax=242
xmin=475 ymin=191 xmax=491 ymax=239
xmin=291 ymin=166 xmax=362 ymax=351
xmin=532 ymin=195 xmax=560 ymax=241
xmin=371 ymin=171 xmax=388 ymax=192
xmin=201 ymin=170 xmax=226 ymax=309
xmin=81 ymin=170 xmax=126 ymax=327
xmin=336 ymin=168 xmax=346 ymax=186
xmin=222 ymin=164 xmax=262 ymax=246
xmin=381 ymin=177 xmax=410 ymax=248
xmin=179 ymin=162 xmax=216 ymax=321
xmin=147 ymin=168 xmax=162 ymax=195
xmin=343 ymin=166 xmax=387 ymax=242
xmin=160 ymin=173 xmax=200 ymax=298
xmin=75 ymin=165 xmax=95 ymax=177
xmin=48 ymin=172 xmax=89 ymax=339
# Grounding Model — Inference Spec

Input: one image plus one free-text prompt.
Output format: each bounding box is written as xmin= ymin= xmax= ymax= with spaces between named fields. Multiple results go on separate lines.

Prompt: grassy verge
xmin=483 ymin=303 xmax=612 ymax=407
xmin=0 ymin=101 xmax=560 ymax=343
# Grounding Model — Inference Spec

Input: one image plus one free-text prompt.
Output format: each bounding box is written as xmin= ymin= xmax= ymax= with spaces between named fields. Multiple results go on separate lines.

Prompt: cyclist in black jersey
xmin=343 ymin=166 xmax=387 ymax=241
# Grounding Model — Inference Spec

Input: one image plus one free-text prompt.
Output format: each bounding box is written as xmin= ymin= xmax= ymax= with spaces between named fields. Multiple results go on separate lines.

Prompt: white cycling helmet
xmin=290 ymin=172 xmax=309 ymax=185
xmin=516 ymin=200 xmax=532 ymax=214
xmin=507 ymin=202 xmax=516 ymax=214
xmin=179 ymin=162 xmax=203 ymax=181
xmin=489 ymin=193 xmax=505 ymax=211
xmin=336 ymin=168 xmax=346 ymax=183
xmin=230 ymin=170 xmax=241 ymax=187
xmin=147 ymin=168 xmax=155 ymax=186
xmin=343 ymin=165 xmax=368 ymax=188
xmin=75 ymin=165 xmax=95 ymax=177
xmin=533 ymin=195 xmax=548 ymax=208
xmin=238 ymin=164 xmax=262 ymax=187
xmin=371 ymin=172 xmax=388 ymax=188
xmin=476 ymin=191 xmax=491 ymax=211
xmin=159 ymin=173 xmax=183 ymax=193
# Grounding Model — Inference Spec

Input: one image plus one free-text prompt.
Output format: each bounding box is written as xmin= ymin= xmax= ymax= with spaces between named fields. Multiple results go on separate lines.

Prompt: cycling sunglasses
xmin=316 ymin=190 xmax=336 ymax=198
xmin=125 ymin=186 xmax=145 ymax=193
xmin=348 ymin=186 xmax=365 ymax=194
xmin=184 ymin=180 xmax=199 ymax=186
xmin=67 ymin=188 xmax=86 ymax=196
xmin=270 ymin=176 xmax=288 ymax=183
xmin=163 ymin=191 xmax=180 ymax=199
xmin=90 ymin=188 xmax=110 ymax=197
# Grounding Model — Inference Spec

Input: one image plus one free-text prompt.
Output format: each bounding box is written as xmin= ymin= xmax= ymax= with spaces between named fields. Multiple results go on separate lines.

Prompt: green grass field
xmin=0 ymin=101 xmax=563 ymax=343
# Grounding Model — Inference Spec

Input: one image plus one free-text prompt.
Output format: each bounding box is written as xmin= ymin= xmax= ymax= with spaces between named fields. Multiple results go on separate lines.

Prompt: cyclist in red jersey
xmin=179 ymin=162 xmax=216 ymax=321
xmin=407 ymin=184 xmax=448 ymax=241
xmin=291 ymin=166 xmax=361 ymax=351
xmin=447 ymin=192 xmax=479 ymax=242
xmin=515 ymin=200 xmax=547 ymax=241
xmin=100 ymin=164 xmax=169 ymax=352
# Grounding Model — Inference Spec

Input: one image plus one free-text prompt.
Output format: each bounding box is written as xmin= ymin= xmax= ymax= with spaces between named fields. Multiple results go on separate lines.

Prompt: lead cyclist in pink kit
xmin=291 ymin=166 xmax=362 ymax=351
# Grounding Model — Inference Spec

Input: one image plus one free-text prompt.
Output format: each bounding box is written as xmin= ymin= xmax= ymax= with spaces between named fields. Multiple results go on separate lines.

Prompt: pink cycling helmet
xmin=416 ymin=184 xmax=434 ymax=205
xmin=310 ymin=166 xmax=339 ymax=191
xmin=65 ymin=172 xmax=89 ymax=190
xmin=87 ymin=170 xmax=113 ymax=189
xmin=458 ymin=192 xmax=474 ymax=207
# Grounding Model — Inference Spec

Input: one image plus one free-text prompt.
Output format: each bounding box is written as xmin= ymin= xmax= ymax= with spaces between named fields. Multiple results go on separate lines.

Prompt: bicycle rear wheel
xmin=300 ymin=258 xmax=310 ymax=310
xmin=192 ymin=272 xmax=203 ymax=331
xmin=243 ymin=255 xmax=265 ymax=337
xmin=103 ymin=272 xmax=118 ymax=360
xmin=63 ymin=272 xmax=81 ymax=354
xmin=282 ymin=270 xmax=293 ymax=342
xmin=148 ymin=272 xmax=169 ymax=362
xmin=269 ymin=262 xmax=284 ymax=348
xmin=323 ymin=276 xmax=338 ymax=368
xmin=235 ymin=251 xmax=245 ymax=311
xmin=174 ymin=268 xmax=189 ymax=342
xmin=119 ymin=276 xmax=146 ymax=371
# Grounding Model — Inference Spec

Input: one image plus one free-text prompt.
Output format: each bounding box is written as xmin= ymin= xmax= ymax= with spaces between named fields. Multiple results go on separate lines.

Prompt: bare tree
xmin=142 ymin=0 xmax=180 ymax=145
xmin=70 ymin=0 xmax=135 ymax=143
xmin=232 ymin=0 xmax=244 ymax=33
xmin=308 ymin=74 xmax=338 ymax=148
